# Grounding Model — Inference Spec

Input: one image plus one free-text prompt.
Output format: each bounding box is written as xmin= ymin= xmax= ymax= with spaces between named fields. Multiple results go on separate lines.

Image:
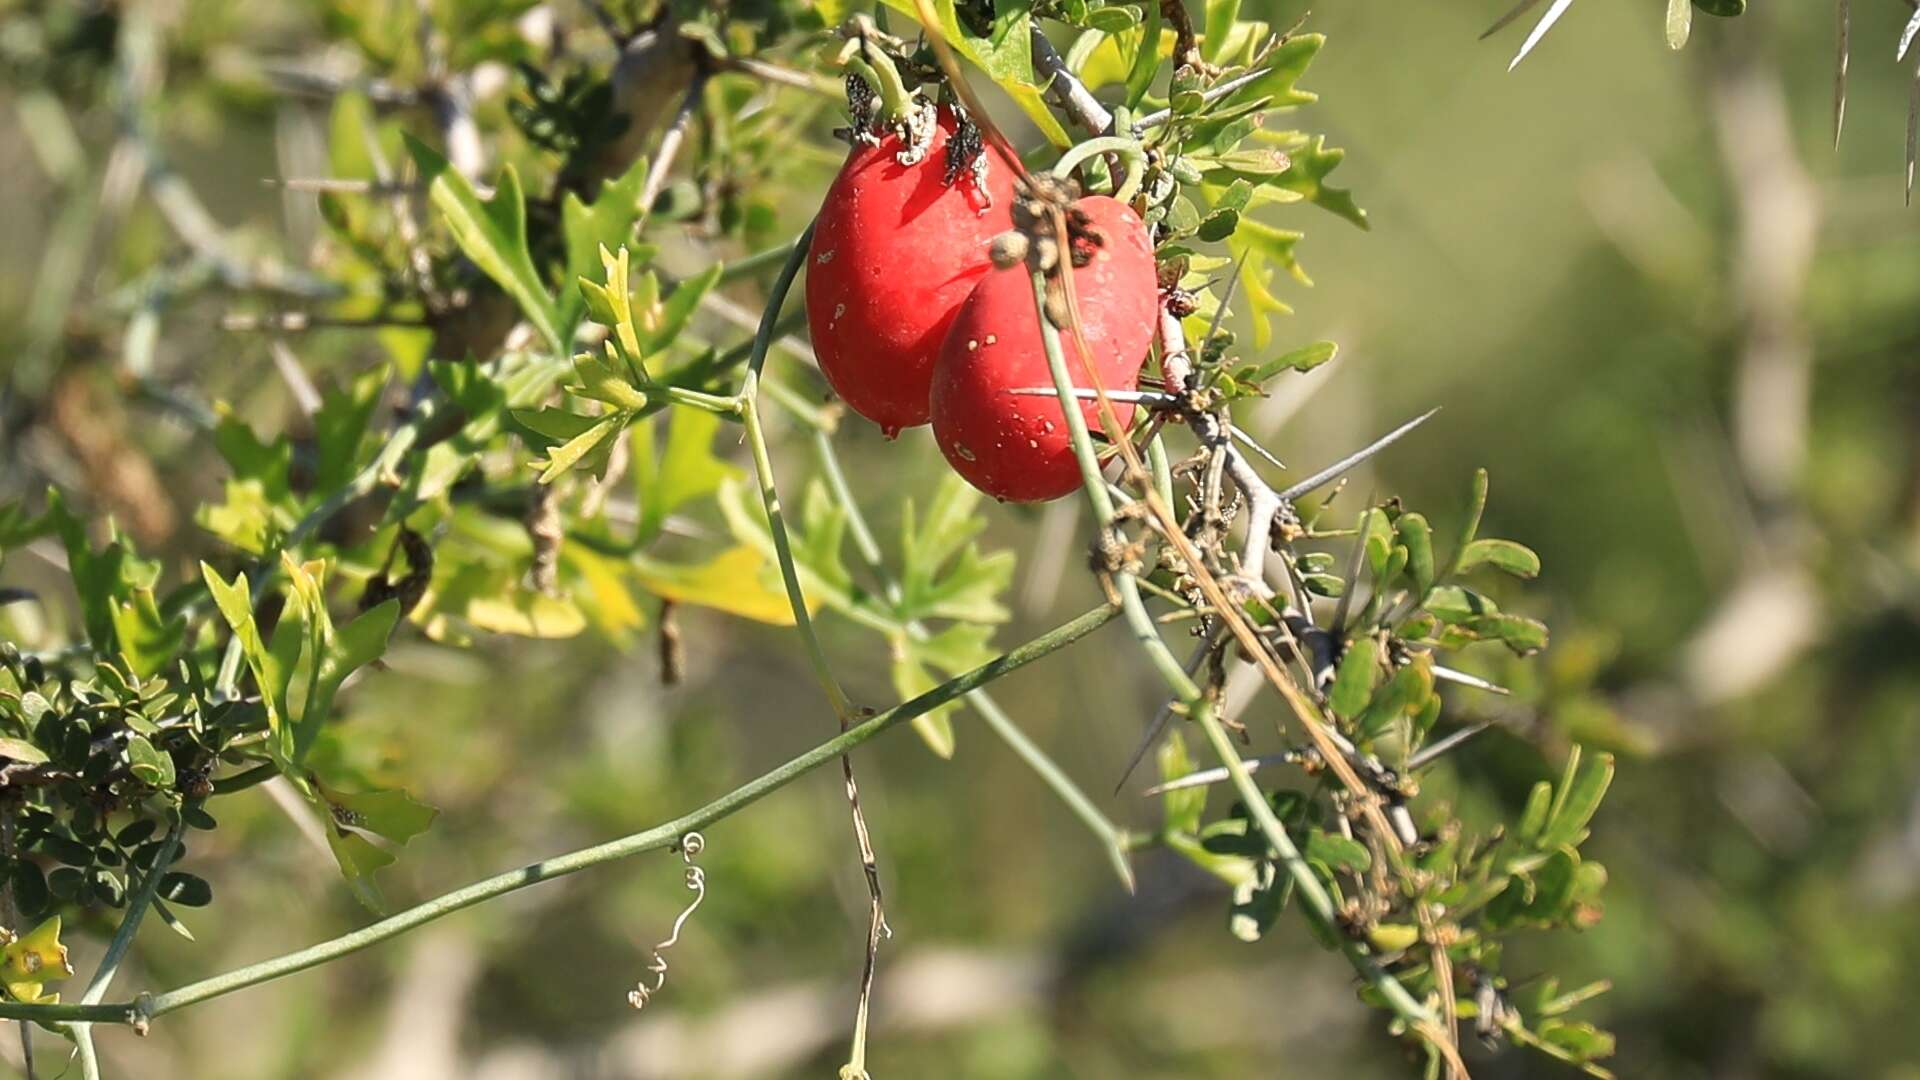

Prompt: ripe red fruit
xmin=805 ymin=108 xmax=1016 ymax=437
xmin=930 ymin=195 xmax=1158 ymax=503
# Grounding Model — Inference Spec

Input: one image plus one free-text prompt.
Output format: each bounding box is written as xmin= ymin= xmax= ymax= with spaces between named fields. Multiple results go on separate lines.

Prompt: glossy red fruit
xmin=805 ymin=108 xmax=1016 ymax=437
xmin=930 ymin=196 xmax=1158 ymax=503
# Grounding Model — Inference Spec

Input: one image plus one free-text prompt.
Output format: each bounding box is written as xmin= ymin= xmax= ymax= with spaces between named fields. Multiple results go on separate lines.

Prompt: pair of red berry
xmin=805 ymin=108 xmax=1159 ymax=503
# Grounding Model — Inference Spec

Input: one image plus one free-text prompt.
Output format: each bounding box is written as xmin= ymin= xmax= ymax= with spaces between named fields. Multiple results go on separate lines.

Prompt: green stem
xmin=1147 ymin=434 xmax=1175 ymax=508
xmin=652 ymin=385 xmax=743 ymax=415
xmin=717 ymin=239 xmax=802 ymax=286
xmin=1052 ymin=136 xmax=1148 ymax=203
xmin=1029 ymin=270 xmax=1437 ymax=1031
xmin=845 ymin=44 xmax=915 ymax=125
xmin=738 ymin=222 xmax=852 ymax=714
xmin=68 ymin=805 xmax=192 ymax=1076
xmin=210 ymin=762 xmax=278 ymax=796
xmin=0 ymin=607 xmax=1117 ymax=1031
xmin=741 ymin=388 xmax=852 ymax=717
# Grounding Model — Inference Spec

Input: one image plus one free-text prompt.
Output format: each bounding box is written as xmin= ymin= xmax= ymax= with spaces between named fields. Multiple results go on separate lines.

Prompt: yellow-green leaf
xmin=632 ymin=545 xmax=806 ymax=626
xmin=466 ymin=591 xmax=589 ymax=638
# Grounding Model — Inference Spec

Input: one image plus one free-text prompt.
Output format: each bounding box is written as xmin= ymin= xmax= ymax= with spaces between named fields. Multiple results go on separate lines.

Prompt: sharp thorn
xmin=1430 ymin=663 xmax=1510 ymax=694
xmin=1276 ymin=409 xmax=1439 ymax=502
xmin=1142 ymin=753 xmax=1291 ymax=796
xmin=1507 ymin=0 xmax=1578 ymax=69
xmin=1230 ymin=426 xmax=1287 ymax=471
xmin=1407 ymin=722 xmax=1494 ymax=770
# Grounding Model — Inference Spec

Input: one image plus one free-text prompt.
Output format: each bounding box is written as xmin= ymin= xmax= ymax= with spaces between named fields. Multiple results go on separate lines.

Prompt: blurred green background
xmin=4 ymin=0 xmax=1920 ymax=1077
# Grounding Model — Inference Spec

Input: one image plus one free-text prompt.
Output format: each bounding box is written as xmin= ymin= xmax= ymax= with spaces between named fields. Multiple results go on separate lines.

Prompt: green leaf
xmin=0 ymin=502 xmax=54 ymax=553
xmin=0 ymin=738 xmax=48 ymax=765
xmin=891 ymin=645 xmax=958 ymax=758
xmin=1228 ymin=860 xmax=1285 ymax=941
xmin=715 ymin=478 xmax=852 ymax=618
xmin=1540 ymin=749 xmax=1613 ymax=851
xmin=464 ymin=590 xmax=588 ymax=638
xmin=631 ymin=546 xmax=803 ymax=625
xmin=536 ymin=412 xmax=628 ymax=483
xmin=559 ymin=158 xmax=651 ymax=337
xmin=319 ymin=783 xmax=439 ymax=845
xmin=795 ymin=483 xmax=854 ymax=596
xmin=1537 ymin=1019 xmax=1618 ymax=1063
xmin=633 ymin=408 xmax=742 ymax=546
xmin=1245 ymin=340 xmax=1336 ymax=384
xmin=9 ymin=863 xmax=47 ymax=919
xmin=107 ymin=591 xmax=185 ymax=680
xmin=1085 ymin=5 xmax=1139 ymax=33
xmin=1157 ymin=729 xmax=1206 ymax=835
xmin=0 ymin=916 xmax=71 ymax=1003
xmin=1457 ymin=538 xmax=1542 ymax=579
xmin=49 ymin=490 xmax=170 ymax=662
xmin=1223 ymin=33 xmax=1324 ymax=111
xmin=1525 ymin=846 xmax=1580 ymax=918
xmin=1396 ymin=513 xmax=1436 ymax=594
xmin=911 ymin=621 xmax=999 ymax=675
xmin=511 ymin=405 xmax=607 ymax=446
xmin=157 ymin=872 xmax=213 ymax=908
xmin=1425 ymin=585 xmax=1499 ymax=624
xmin=125 ymin=734 xmax=175 ymax=788
xmin=1357 ymin=654 xmax=1434 ymax=740
xmin=897 ymin=475 xmax=1015 ymax=625
xmin=1328 ymin=636 xmax=1378 ymax=721
xmin=304 ymin=599 xmax=400 ymax=758
xmin=570 ymin=344 xmax=651 ymax=411
xmin=1516 ymin=779 xmax=1553 ymax=845
xmin=323 ymin=827 xmax=395 ymax=913
xmin=1196 ymin=207 xmax=1239 ymax=242
xmin=1227 ymin=224 xmax=1302 ymax=347
xmin=311 ymin=365 xmax=388 ymax=494
xmin=1306 ymin=828 xmax=1372 ymax=873
xmin=1469 ymin=612 xmax=1550 ymax=655
xmin=1202 ymin=0 xmax=1242 ymax=64
xmin=1124 ymin=0 xmax=1164 ymax=108
xmin=407 ymin=135 xmax=564 ymax=353
xmin=1665 ymin=0 xmax=1692 ymax=48
xmin=890 ymin=622 xmax=999 ymax=758
xmin=879 ymin=0 xmax=1071 ymax=146
xmin=1266 ymin=133 xmax=1366 ymax=229
xmin=1366 ymin=922 xmax=1420 ymax=952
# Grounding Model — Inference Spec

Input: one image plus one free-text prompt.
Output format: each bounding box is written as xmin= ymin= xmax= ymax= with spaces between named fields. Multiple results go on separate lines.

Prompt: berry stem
xmin=846 ymin=42 xmax=917 ymax=126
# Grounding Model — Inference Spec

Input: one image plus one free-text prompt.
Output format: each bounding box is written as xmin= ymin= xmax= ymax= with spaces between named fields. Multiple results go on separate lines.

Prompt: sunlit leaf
xmin=407 ymin=134 xmax=564 ymax=353
xmin=1457 ymin=538 xmax=1542 ymax=579
xmin=878 ymin=0 xmax=1072 ymax=146
xmin=631 ymin=546 xmax=805 ymax=625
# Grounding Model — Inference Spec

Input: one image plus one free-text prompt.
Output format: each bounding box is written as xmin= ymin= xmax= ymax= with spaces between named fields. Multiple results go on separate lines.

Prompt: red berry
xmin=805 ymin=108 xmax=1015 ymax=437
xmin=930 ymin=196 xmax=1158 ymax=503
